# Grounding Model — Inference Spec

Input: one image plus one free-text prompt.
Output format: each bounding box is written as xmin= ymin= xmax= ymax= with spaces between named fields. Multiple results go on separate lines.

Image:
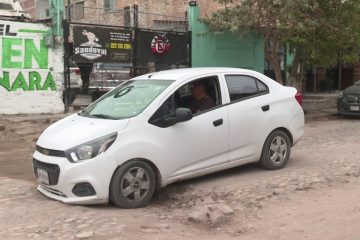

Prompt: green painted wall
xmin=188 ymin=5 xmax=264 ymax=73
xmin=49 ymin=0 xmax=64 ymax=36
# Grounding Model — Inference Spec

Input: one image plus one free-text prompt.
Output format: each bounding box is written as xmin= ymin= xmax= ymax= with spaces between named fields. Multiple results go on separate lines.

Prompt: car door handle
xmin=213 ymin=119 xmax=223 ymax=127
xmin=262 ymin=105 xmax=270 ymax=112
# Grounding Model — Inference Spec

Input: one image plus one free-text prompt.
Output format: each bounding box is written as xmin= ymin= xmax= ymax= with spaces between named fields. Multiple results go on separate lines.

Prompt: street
xmin=0 ymin=115 xmax=360 ymax=240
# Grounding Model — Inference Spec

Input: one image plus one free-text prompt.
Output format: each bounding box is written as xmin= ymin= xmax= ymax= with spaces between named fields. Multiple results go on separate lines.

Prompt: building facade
xmin=188 ymin=4 xmax=265 ymax=73
xmin=19 ymin=0 xmax=36 ymax=17
xmin=20 ymin=0 xmax=50 ymax=19
xmin=64 ymin=0 xmax=222 ymax=30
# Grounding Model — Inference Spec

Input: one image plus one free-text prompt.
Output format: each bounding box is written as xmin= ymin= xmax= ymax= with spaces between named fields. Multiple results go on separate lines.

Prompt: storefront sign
xmin=73 ymin=26 xmax=132 ymax=63
xmin=151 ymin=34 xmax=171 ymax=56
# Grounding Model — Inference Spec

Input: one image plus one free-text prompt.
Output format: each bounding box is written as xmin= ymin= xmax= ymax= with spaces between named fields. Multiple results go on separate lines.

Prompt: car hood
xmin=344 ymin=84 xmax=360 ymax=95
xmin=37 ymin=114 xmax=130 ymax=151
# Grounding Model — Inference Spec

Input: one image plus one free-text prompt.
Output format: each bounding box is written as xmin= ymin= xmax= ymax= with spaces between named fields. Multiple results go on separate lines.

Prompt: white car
xmin=33 ymin=68 xmax=304 ymax=208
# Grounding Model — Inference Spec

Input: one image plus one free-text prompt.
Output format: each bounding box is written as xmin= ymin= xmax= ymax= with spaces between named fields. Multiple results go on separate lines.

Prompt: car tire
xmin=110 ymin=160 xmax=156 ymax=208
xmin=260 ymin=130 xmax=291 ymax=170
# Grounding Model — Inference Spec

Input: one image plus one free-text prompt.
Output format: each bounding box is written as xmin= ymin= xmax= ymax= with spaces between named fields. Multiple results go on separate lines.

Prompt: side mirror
xmin=174 ymin=108 xmax=192 ymax=123
xmin=150 ymin=108 xmax=192 ymax=128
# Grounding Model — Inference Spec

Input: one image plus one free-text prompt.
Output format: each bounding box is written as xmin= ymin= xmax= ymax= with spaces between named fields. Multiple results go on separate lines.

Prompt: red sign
xmin=151 ymin=34 xmax=171 ymax=56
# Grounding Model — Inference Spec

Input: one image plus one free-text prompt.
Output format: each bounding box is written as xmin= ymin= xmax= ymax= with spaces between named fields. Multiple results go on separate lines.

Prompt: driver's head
xmin=191 ymin=81 xmax=206 ymax=100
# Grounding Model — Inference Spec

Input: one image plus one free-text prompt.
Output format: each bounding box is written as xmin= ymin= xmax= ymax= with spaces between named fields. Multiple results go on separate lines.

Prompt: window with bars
xmin=70 ymin=1 xmax=84 ymax=20
xmin=104 ymin=0 xmax=117 ymax=11
xmin=153 ymin=20 xmax=188 ymax=32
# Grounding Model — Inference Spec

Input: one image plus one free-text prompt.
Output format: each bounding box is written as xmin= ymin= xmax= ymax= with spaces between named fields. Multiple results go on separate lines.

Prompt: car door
xmin=223 ymin=74 xmax=272 ymax=162
xmin=149 ymin=75 xmax=229 ymax=180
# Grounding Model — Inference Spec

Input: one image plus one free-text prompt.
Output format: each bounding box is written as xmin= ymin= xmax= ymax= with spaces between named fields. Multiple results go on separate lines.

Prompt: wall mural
xmin=0 ymin=20 xmax=56 ymax=92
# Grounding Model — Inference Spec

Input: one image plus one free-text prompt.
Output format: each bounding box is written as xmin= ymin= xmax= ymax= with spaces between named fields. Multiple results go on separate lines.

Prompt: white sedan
xmin=33 ymin=68 xmax=304 ymax=208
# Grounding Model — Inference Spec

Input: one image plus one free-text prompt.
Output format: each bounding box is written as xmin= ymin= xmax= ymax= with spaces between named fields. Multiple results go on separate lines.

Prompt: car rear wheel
xmin=110 ymin=160 xmax=155 ymax=208
xmin=260 ymin=130 xmax=291 ymax=170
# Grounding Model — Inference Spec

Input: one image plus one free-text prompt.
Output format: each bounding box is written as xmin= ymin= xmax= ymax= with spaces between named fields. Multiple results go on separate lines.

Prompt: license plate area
xmin=37 ymin=168 xmax=49 ymax=185
xmin=350 ymin=106 xmax=360 ymax=111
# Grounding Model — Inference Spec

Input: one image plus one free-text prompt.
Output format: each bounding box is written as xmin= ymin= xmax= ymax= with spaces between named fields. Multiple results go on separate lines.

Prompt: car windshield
xmin=79 ymin=80 xmax=173 ymax=120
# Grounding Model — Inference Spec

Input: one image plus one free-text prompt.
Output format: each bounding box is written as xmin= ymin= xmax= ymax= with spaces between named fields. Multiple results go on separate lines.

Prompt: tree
xmin=204 ymin=0 xmax=360 ymax=90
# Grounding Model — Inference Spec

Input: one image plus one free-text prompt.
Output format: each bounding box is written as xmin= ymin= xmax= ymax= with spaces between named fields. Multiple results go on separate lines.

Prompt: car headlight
xmin=338 ymin=91 xmax=343 ymax=99
xmin=66 ymin=133 xmax=117 ymax=162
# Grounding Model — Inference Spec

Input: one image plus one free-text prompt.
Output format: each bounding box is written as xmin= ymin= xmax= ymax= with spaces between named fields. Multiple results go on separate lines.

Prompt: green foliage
xmin=204 ymin=0 xmax=360 ymax=84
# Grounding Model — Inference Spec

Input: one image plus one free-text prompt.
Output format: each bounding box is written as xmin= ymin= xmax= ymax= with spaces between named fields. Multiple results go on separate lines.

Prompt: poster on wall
xmin=136 ymin=30 xmax=189 ymax=71
xmin=73 ymin=26 xmax=132 ymax=63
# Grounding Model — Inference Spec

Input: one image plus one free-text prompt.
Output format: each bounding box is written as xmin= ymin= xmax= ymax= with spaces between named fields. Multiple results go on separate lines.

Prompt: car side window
xmin=149 ymin=76 xmax=222 ymax=127
xmin=257 ymin=80 xmax=268 ymax=93
xmin=149 ymin=95 xmax=175 ymax=126
xmin=225 ymin=75 xmax=269 ymax=102
xmin=178 ymin=76 xmax=221 ymax=114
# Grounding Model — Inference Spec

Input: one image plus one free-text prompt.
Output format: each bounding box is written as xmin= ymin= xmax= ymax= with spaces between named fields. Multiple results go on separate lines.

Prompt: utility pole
xmin=63 ymin=0 xmax=71 ymax=112
xmin=49 ymin=0 xmax=64 ymax=37
xmin=132 ymin=4 xmax=139 ymax=77
xmin=133 ymin=4 xmax=138 ymax=28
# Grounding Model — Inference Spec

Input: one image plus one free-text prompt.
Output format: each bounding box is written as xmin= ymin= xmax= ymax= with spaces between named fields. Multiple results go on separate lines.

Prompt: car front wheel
xmin=260 ymin=130 xmax=291 ymax=170
xmin=110 ymin=160 xmax=156 ymax=208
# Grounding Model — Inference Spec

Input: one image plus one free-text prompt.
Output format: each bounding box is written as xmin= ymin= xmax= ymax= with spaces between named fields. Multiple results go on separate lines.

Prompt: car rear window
xmin=225 ymin=75 xmax=269 ymax=102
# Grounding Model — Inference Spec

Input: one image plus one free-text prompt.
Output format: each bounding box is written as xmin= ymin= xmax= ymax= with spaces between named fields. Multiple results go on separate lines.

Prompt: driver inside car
xmin=190 ymin=81 xmax=216 ymax=114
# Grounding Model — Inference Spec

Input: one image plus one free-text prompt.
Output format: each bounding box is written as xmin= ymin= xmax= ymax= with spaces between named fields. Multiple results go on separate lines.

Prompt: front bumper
xmin=337 ymin=110 xmax=360 ymax=116
xmin=32 ymin=150 xmax=117 ymax=205
xmin=337 ymin=99 xmax=360 ymax=116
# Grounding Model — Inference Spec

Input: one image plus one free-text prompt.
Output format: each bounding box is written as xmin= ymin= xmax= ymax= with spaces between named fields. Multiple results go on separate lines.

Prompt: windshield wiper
xmin=89 ymin=114 xmax=118 ymax=120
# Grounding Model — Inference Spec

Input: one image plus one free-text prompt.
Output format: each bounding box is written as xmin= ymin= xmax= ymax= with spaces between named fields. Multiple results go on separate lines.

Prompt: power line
xmin=66 ymin=4 xmax=187 ymax=20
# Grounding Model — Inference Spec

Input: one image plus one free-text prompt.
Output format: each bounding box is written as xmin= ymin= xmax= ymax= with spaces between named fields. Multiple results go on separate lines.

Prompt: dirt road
xmin=0 ymin=114 xmax=359 ymax=239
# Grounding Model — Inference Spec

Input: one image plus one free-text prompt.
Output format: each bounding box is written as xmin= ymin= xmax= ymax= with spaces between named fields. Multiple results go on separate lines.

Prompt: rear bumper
xmin=290 ymin=107 xmax=305 ymax=146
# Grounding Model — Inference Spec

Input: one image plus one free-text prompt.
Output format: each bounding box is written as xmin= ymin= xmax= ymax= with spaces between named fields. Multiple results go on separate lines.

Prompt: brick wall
xmin=66 ymin=0 xmax=223 ymax=28
xmin=69 ymin=0 xmax=123 ymax=25
xmin=115 ymin=0 xmax=222 ymax=27
xmin=21 ymin=0 xmax=225 ymax=25
xmin=353 ymin=62 xmax=360 ymax=83
xmin=20 ymin=0 xmax=35 ymax=11
xmin=19 ymin=0 xmax=36 ymax=18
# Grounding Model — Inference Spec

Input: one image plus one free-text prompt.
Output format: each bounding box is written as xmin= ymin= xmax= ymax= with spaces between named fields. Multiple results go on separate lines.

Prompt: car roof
xmin=131 ymin=67 xmax=263 ymax=81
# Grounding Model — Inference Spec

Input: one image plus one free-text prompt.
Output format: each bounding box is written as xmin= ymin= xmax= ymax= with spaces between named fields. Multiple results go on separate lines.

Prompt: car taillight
xmin=295 ymin=92 xmax=303 ymax=106
xmin=75 ymin=68 xmax=81 ymax=75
